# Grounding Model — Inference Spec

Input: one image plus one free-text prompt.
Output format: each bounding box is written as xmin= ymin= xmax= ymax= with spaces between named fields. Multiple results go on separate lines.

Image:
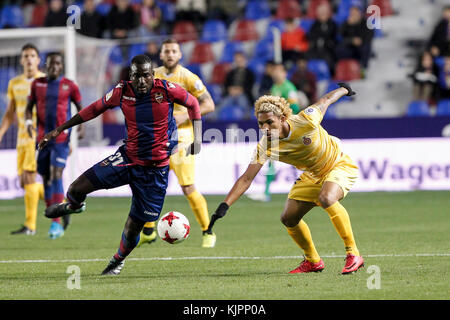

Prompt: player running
xmin=138 ymin=38 xmax=216 ymax=248
xmin=0 ymin=44 xmax=45 ymax=236
xmin=207 ymin=83 xmax=364 ymax=274
xmin=41 ymin=55 xmax=202 ymax=275
xmin=23 ymin=51 xmax=84 ymax=238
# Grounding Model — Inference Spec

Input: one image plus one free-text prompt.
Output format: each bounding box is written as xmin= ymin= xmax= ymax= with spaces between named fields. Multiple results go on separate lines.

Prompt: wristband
xmin=25 ymin=119 xmax=33 ymax=127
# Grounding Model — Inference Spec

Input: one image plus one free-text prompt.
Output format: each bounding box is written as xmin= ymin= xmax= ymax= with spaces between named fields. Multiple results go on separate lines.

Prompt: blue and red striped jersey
xmin=79 ymin=79 xmax=200 ymax=166
xmin=29 ymin=76 xmax=82 ymax=144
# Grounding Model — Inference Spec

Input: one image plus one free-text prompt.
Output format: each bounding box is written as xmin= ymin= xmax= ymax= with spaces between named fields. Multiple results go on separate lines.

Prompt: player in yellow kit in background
xmin=138 ymin=38 xmax=217 ymax=248
xmin=206 ymin=83 xmax=365 ymax=274
xmin=0 ymin=44 xmax=45 ymax=235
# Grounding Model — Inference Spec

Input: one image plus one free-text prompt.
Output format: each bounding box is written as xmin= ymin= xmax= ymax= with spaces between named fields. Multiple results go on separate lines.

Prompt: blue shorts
xmin=83 ymin=146 xmax=169 ymax=223
xmin=37 ymin=142 xmax=70 ymax=177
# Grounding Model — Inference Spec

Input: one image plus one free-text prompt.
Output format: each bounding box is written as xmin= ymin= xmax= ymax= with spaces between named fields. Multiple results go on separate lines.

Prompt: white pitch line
xmin=0 ymin=253 xmax=449 ymax=264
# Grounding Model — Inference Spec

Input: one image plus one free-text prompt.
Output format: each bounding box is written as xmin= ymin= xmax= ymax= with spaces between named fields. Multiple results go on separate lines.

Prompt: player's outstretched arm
xmin=38 ymin=114 xmax=85 ymax=150
xmin=206 ymin=162 xmax=263 ymax=232
xmin=315 ymin=82 xmax=356 ymax=115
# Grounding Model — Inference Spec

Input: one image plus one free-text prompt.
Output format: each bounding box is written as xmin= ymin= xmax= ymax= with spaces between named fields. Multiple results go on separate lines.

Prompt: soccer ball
xmin=157 ymin=211 xmax=190 ymax=244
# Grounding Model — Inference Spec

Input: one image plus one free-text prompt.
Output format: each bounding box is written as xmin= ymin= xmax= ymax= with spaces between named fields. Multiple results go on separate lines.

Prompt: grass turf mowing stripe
xmin=0 ymin=253 xmax=448 ymax=264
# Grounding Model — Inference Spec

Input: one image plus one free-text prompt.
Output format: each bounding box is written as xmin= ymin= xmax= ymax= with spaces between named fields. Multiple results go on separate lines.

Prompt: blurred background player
xmin=41 ymin=55 xmax=202 ymax=275
xmin=138 ymin=38 xmax=216 ymax=248
xmin=0 ymin=43 xmax=45 ymax=235
xmin=25 ymin=52 xmax=84 ymax=239
xmin=208 ymin=83 xmax=364 ymax=274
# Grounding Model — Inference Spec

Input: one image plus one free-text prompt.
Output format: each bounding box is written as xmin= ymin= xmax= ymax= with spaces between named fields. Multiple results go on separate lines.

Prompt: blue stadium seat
xmin=185 ymin=64 xmax=204 ymax=81
xmin=157 ymin=1 xmax=176 ymax=22
xmin=0 ymin=5 xmax=24 ymax=28
xmin=109 ymin=46 xmax=124 ymax=65
xmin=219 ymin=41 xmax=244 ymax=63
xmin=265 ymin=19 xmax=285 ymax=40
xmin=307 ymin=59 xmax=331 ymax=81
xmin=247 ymin=57 xmax=266 ymax=83
xmin=218 ymin=104 xmax=246 ymax=121
xmin=128 ymin=43 xmax=146 ymax=64
xmin=406 ymin=100 xmax=430 ymax=117
xmin=245 ymin=0 xmax=272 ymax=20
xmin=206 ymin=84 xmax=223 ymax=104
xmin=299 ymin=18 xmax=314 ymax=33
xmin=201 ymin=20 xmax=228 ymax=42
xmin=335 ymin=0 xmax=363 ymax=25
xmin=95 ymin=2 xmax=112 ymax=16
xmin=254 ymin=37 xmax=274 ymax=62
xmin=436 ymin=99 xmax=450 ymax=116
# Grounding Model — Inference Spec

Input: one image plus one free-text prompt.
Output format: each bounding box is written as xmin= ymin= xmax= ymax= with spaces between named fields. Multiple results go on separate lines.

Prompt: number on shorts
xmin=108 ymin=152 xmax=124 ymax=166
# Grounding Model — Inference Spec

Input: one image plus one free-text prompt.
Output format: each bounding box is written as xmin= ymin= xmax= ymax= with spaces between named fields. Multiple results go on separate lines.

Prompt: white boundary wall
xmin=0 ymin=137 xmax=449 ymax=199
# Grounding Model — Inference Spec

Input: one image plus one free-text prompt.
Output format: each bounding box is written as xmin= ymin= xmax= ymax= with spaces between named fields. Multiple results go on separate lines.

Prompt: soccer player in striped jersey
xmin=138 ymin=38 xmax=216 ymax=248
xmin=41 ymin=55 xmax=203 ymax=275
xmin=25 ymin=52 xmax=84 ymax=239
xmin=0 ymin=44 xmax=45 ymax=236
xmin=208 ymin=83 xmax=365 ymax=274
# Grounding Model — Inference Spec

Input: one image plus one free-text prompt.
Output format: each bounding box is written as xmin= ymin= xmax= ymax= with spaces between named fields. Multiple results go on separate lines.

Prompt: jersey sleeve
xmin=101 ymin=82 xmax=124 ymax=108
xmin=27 ymin=79 xmax=37 ymax=103
xmin=185 ymin=71 xmax=207 ymax=98
xmin=165 ymin=81 xmax=201 ymax=120
xmin=6 ymin=79 xmax=14 ymax=101
xmin=298 ymin=104 xmax=323 ymax=128
xmin=78 ymin=82 xmax=123 ymax=121
xmin=70 ymin=82 xmax=82 ymax=104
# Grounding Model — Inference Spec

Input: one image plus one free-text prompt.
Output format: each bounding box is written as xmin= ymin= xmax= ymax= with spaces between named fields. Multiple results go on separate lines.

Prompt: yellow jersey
xmin=153 ymin=65 xmax=206 ymax=138
xmin=7 ymin=71 xmax=45 ymax=147
xmin=253 ymin=105 xmax=343 ymax=181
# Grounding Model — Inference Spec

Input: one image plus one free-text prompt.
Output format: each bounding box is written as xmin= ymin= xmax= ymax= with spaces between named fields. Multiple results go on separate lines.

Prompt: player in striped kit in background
xmin=25 ymin=52 xmax=84 ymax=239
xmin=40 ymin=55 xmax=203 ymax=275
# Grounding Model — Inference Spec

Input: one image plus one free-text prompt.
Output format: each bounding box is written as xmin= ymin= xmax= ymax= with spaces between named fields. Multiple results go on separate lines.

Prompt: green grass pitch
xmin=0 ymin=191 xmax=448 ymax=300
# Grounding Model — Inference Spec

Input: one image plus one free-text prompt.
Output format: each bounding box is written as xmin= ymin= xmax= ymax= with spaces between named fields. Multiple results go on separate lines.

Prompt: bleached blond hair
xmin=254 ymin=95 xmax=293 ymax=119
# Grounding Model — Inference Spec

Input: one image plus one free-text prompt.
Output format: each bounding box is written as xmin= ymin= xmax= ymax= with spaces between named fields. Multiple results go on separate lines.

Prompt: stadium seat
xmin=109 ymin=46 xmax=124 ymax=64
xmin=436 ymin=99 xmax=450 ymax=116
xmin=95 ymin=2 xmax=112 ymax=16
xmin=157 ymin=1 xmax=176 ymax=22
xmin=185 ymin=64 xmax=204 ymax=81
xmin=335 ymin=0 xmax=363 ymax=25
xmin=299 ymin=18 xmax=315 ymax=33
xmin=334 ymin=59 xmax=361 ymax=81
xmin=231 ymin=19 xmax=260 ymax=42
xmin=210 ymin=62 xmax=231 ymax=85
xmin=247 ymin=57 xmax=266 ymax=82
xmin=307 ymin=0 xmax=332 ymax=19
xmin=254 ymin=37 xmax=274 ymax=62
xmin=245 ymin=0 xmax=272 ymax=20
xmin=173 ymin=21 xmax=198 ymax=43
xmin=201 ymin=20 xmax=227 ymax=43
xmin=218 ymin=104 xmax=246 ymax=121
xmin=276 ymin=0 xmax=303 ymax=20
xmin=265 ymin=19 xmax=285 ymax=40
xmin=371 ymin=0 xmax=394 ymax=17
xmin=189 ymin=42 xmax=215 ymax=64
xmin=29 ymin=2 xmax=48 ymax=27
xmin=219 ymin=41 xmax=244 ymax=63
xmin=406 ymin=100 xmax=430 ymax=117
xmin=205 ymin=84 xmax=223 ymax=104
xmin=0 ymin=5 xmax=24 ymax=28
xmin=307 ymin=59 xmax=331 ymax=81
xmin=128 ymin=43 xmax=146 ymax=64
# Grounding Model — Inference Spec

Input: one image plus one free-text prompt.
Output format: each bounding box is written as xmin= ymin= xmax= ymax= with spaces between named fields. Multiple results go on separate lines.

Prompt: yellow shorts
xmin=17 ymin=143 xmax=37 ymax=175
xmin=287 ymin=153 xmax=358 ymax=205
xmin=169 ymin=143 xmax=195 ymax=186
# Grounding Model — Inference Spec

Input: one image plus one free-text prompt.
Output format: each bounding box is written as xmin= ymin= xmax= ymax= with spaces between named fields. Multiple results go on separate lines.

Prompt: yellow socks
xmin=186 ymin=190 xmax=210 ymax=231
xmin=286 ymin=220 xmax=321 ymax=263
xmin=325 ymin=202 xmax=360 ymax=256
xmin=24 ymin=183 xmax=40 ymax=231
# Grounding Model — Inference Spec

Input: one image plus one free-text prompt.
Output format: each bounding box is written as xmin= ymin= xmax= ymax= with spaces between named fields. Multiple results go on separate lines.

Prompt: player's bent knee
xmin=318 ymin=192 xmax=338 ymax=208
xmin=280 ymin=213 xmax=300 ymax=228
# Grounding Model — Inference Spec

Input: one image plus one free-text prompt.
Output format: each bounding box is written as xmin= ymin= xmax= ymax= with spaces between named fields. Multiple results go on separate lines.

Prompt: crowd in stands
xmin=6 ymin=1 xmax=450 ymax=120
xmin=408 ymin=4 xmax=450 ymax=116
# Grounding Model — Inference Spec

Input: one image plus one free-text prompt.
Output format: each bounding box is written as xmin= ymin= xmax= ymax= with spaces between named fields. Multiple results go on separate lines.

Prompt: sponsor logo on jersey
xmin=155 ymin=92 xmax=164 ymax=103
xmin=123 ymin=95 xmax=136 ymax=101
xmin=62 ymin=84 xmax=69 ymax=91
xmin=36 ymin=82 xmax=47 ymax=87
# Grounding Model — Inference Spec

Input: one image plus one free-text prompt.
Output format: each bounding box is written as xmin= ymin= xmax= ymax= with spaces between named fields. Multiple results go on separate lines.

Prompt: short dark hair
xmin=131 ymin=54 xmax=153 ymax=66
xmin=161 ymin=37 xmax=179 ymax=46
xmin=21 ymin=43 xmax=39 ymax=55
xmin=46 ymin=51 xmax=63 ymax=62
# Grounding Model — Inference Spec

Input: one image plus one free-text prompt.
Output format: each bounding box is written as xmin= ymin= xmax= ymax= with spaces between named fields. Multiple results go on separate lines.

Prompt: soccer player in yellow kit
xmin=138 ymin=38 xmax=217 ymax=248
xmin=0 ymin=44 xmax=45 ymax=235
xmin=207 ymin=83 xmax=365 ymax=274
